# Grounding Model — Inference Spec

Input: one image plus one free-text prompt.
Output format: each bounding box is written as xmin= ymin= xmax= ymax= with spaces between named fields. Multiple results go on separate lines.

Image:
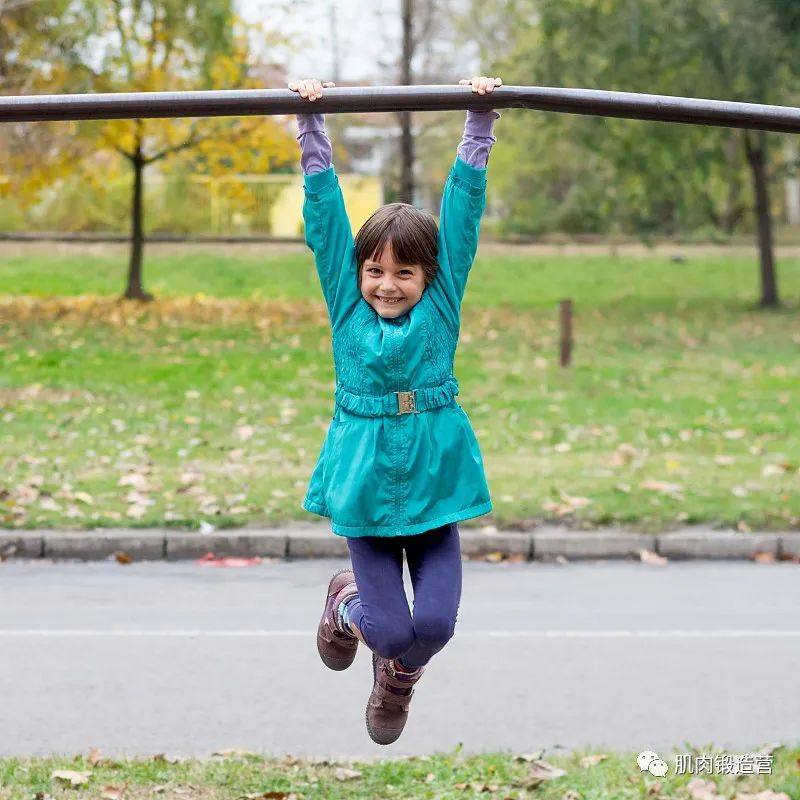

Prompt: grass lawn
xmin=1 ymin=244 xmax=799 ymax=532
xmin=0 ymin=745 xmax=797 ymax=800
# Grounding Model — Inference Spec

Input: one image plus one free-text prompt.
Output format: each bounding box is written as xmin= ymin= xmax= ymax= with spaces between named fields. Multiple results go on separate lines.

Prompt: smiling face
xmin=359 ymin=241 xmax=426 ymax=318
xmin=354 ymin=202 xmax=439 ymax=319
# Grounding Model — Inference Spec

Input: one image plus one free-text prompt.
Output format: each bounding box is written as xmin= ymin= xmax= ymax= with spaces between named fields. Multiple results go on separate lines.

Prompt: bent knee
xmin=413 ymin=614 xmax=456 ymax=650
xmin=367 ymin=625 xmax=416 ymax=660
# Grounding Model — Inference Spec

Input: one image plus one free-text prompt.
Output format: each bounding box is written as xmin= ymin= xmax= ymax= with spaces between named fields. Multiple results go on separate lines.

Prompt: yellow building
xmin=269 ymin=174 xmax=383 ymax=237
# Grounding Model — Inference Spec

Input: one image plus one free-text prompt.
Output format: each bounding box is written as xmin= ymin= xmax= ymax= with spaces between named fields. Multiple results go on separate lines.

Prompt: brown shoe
xmin=365 ymin=652 xmax=424 ymax=745
xmin=317 ymin=568 xmax=359 ymax=671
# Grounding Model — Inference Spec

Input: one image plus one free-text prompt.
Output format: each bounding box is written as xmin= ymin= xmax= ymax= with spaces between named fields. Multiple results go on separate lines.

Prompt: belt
xmin=334 ymin=377 xmax=459 ymax=417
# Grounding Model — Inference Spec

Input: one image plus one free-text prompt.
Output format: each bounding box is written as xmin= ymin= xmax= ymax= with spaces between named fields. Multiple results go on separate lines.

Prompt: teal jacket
xmin=302 ymin=156 xmax=492 ymax=537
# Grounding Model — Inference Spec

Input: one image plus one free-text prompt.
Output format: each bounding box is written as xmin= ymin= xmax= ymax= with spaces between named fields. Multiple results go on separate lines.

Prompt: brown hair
xmin=354 ymin=203 xmax=439 ymax=286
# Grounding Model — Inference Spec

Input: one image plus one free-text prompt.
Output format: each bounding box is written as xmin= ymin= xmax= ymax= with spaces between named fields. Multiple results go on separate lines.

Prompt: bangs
xmin=355 ymin=203 xmax=439 ymax=269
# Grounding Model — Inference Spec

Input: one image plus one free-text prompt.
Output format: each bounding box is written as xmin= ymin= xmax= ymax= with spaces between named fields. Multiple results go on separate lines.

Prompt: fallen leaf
xmin=579 ymin=754 xmax=607 ymax=767
xmin=118 ymin=473 xmax=149 ymax=490
xmin=687 ymin=777 xmax=720 ymax=800
xmin=39 ymin=497 xmax=62 ymax=512
xmin=734 ymin=793 xmax=790 ymax=800
xmin=87 ymin=747 xmax=104 ymax=766
xmin=640 ymin=480 xmax=683 ymax=494
xmin=515 ymin=751 xmax=545 ymax=762
xmin=123 ymin=491 xmax=154 ymax=506
xmin=334 ymin=767 xmax=362 ymax=781
xmin=724 ymin=429 xmax=747 ymax=439
xmin=236 ymin=425 xmax=255 ymax=442
xmin=52 ymin=770 xmax=92 ymax=787
xmin=152 ymin=753 xmax=183 ymax=764
xmin=640 ymin=549 xmax=668 ymax=565
xmin=609 ymin=443 xmax=638 ymax=466
xmin=762 ymin=464 xmax=787 ymax=477
xmin=528 ymin=759 xmax=567 ymax=781
xmin=115 ymin=552 xmax=134 ymax=565
xmin=212 ymin=748 xmax=258 ymax=758
xmin=101 ymin=785 xmax=126 ymax=800
xmin=15 ymin=484 xmax=39 ymax=504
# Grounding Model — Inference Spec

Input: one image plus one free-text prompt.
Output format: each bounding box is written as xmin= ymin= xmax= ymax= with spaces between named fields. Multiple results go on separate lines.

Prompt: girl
xmin=289 ymin=75 xmax=502 ymax=745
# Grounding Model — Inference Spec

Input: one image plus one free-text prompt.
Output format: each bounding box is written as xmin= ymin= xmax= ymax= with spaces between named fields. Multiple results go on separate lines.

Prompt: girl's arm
xmin=290 ymin=80 xmax=360 ymax=332
xmin=426 ymin=77 xmax=501 ymax=333
xmin=296 ymin=112 xmax=332 ymax=174
xmin=457 ymin=109 xmax=501 ymax=169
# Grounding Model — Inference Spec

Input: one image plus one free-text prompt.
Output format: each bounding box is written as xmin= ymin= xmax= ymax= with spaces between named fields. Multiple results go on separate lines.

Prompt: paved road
xmin=1 ymin=558 xmax=798 ymax=759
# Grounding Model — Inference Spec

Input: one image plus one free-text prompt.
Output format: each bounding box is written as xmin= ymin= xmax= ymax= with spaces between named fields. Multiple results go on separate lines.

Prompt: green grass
xmin=0 ymin=745 xmax=797 ymax=799
xmin=1 ymin=247 xmax=799 ymax=532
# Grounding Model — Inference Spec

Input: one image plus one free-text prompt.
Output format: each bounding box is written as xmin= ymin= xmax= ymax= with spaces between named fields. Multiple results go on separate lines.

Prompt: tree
xmin=467 ymin=0 xmax=740 ymax=238
xmin=371 ymin=0 xmax=476 ymax=206
xmin=93 ymin=1 xmax=297 ymax=300
xmin=2 ymin=1 xmax=296 ymax=301
xmin=0 ymin=1 xmax=100 ymax=203
xmin=677 ymin=0 xmax=797 ymax=307
xmin=468 ymin=0 xmax=799 ymax=307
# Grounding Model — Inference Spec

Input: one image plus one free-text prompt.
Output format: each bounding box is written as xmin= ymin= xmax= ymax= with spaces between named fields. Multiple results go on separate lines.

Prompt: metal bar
xmin=0 ymin=85 xmax=799 ymax=133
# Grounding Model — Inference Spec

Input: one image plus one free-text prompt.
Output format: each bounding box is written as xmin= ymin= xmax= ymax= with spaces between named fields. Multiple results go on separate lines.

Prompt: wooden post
xmin=559 ymin=299 xmax=572 ymax=367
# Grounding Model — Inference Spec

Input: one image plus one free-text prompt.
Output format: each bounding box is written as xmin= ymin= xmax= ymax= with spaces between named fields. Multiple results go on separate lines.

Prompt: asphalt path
xmin=0 ymin=558 xmax=798 ymax=759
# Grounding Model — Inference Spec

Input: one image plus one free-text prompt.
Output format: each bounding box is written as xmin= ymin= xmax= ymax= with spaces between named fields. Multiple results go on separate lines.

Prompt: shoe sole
xmin=317 ymin=568 xmax=358 ymax=672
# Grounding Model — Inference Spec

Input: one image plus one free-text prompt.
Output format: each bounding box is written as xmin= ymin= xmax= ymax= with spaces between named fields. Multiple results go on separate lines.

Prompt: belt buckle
xmin=395 ymin=390 xmax=417 ymax=415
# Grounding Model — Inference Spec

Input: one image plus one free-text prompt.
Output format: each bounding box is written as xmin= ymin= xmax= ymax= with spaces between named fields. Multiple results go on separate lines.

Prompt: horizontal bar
xmin=0 ymin=85 xmax=799 ymax=133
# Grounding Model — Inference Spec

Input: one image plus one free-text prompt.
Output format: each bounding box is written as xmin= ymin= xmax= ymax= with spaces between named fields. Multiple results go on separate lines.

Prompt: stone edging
xmin=1 ymin=524 xmax=798 ymax=562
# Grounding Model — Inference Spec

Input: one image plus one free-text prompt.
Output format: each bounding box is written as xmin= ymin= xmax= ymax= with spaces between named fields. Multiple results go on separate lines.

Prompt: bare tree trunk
xmin=124 ymin=145 xmax=154 ymax=301
xmin=785 ymin=137 xmax=800 ymax=226
xmin=398 ymin=0 xmax=415 ymax=204
xmin=744 ymin=130 xmax=779 ymax=308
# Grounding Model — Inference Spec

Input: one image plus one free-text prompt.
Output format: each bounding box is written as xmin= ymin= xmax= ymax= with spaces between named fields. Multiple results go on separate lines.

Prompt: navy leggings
xmin=345 ymin=522 xmax=462 ymax=668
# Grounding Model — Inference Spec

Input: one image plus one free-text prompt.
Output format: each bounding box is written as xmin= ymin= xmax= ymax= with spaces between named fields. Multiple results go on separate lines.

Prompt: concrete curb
xmin=1 ymin=524 xmax=799 ymax=563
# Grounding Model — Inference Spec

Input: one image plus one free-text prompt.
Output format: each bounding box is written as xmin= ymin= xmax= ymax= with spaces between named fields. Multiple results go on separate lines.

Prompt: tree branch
xmin=111 ymin=0 xmax=136 ymax=84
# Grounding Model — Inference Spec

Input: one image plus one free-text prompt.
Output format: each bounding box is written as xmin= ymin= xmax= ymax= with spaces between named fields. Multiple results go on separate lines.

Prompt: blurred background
xmin=0 ymin=0 xmax=798 ymax=534
xmin=2 ymin=0 xmax=799 ymax=246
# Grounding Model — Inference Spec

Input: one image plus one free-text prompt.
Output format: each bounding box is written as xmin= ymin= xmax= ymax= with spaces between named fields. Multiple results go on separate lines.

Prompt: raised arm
xmin=291 ymin=80 xmax=360 ymax=331
xmin=426 ymin=76 xmax=502 ymax=333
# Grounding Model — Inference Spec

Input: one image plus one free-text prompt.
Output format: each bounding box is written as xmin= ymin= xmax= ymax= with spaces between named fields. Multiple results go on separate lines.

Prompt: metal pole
xmin=1 ymin=85 xmax=799 ymax=133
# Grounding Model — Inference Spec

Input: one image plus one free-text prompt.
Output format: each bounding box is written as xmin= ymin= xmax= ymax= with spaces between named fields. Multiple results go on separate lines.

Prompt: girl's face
xmin=359 ymin=241 xmax=426 ymax=319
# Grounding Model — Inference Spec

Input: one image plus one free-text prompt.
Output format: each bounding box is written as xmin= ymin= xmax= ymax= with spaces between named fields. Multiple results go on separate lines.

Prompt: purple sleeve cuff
xmin=457 ymin=110 xmax=500 ymax=169
xmin=465 ymin=109 xmax=500 ymax=137
xmin=296 ymin=113 xmax=326 ymax=135
xmin=296 ymin=114 xmax=331 ymax=175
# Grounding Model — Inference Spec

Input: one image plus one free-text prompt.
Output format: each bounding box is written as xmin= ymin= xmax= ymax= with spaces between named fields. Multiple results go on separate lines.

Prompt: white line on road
xmin=0 ymin=629 xmax=798 ymax=638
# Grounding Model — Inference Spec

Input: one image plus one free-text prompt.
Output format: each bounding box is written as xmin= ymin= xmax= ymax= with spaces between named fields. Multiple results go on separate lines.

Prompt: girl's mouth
xmin=376 ymin=296 xmax=404 ymax=305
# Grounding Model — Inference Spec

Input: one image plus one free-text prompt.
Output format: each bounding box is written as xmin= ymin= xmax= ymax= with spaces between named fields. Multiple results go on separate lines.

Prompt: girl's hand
xmin=458 ymin=76 xmax=502 ymax=95
xmin=288 ymin=79 xmax=335 ymax=102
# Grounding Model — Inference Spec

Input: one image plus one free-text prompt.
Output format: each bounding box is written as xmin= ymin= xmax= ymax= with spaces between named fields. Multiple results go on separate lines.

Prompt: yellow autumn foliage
xmin=0 ymin=295 xmax=329 ymax=329
xmin=3 ymin=11 xmax=296 ymax=208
